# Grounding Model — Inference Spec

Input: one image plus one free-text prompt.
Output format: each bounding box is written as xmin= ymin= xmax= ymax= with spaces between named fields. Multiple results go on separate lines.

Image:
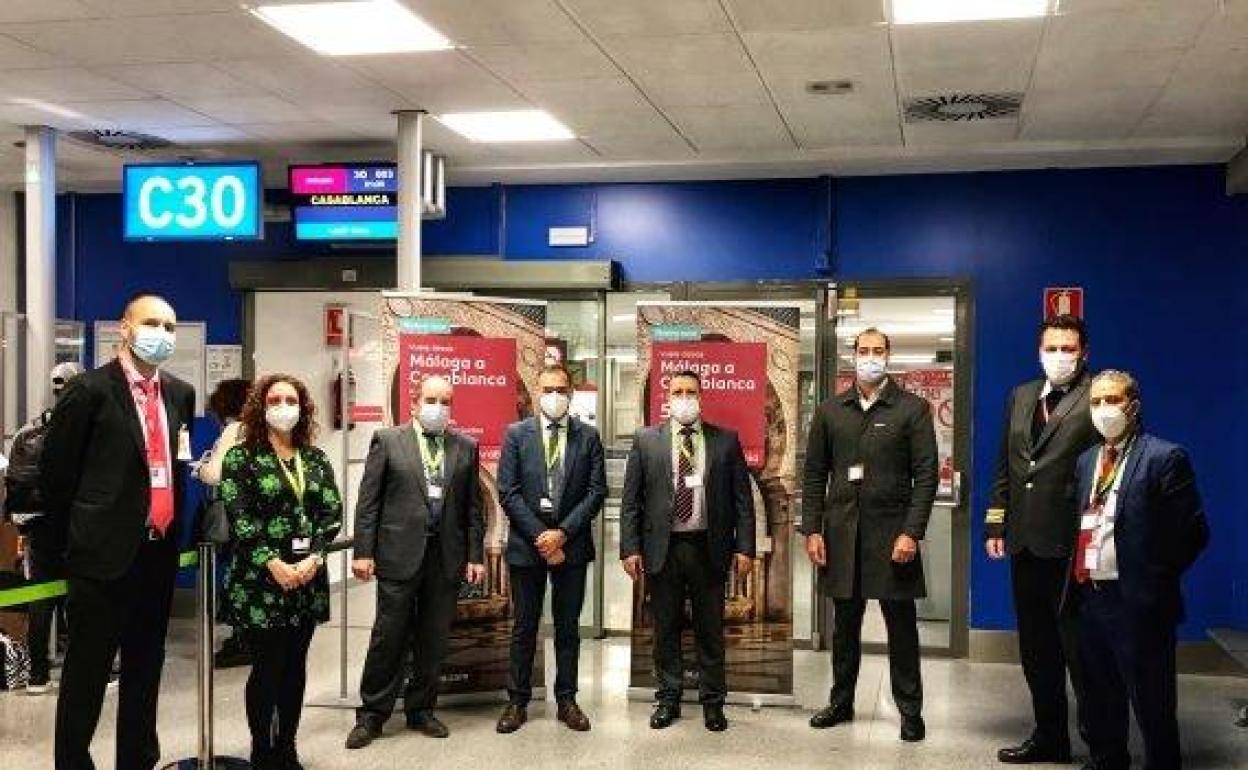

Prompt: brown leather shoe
xmin=557 ymin=701 xmax=591 ymax=732
xmin=496 ymin=704 xmax=527 ymax=734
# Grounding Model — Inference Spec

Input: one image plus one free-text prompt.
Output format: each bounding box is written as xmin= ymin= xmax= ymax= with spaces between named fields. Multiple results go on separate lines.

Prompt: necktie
xmin=424 ymin=433 xmax=443 ymax=528
xmin=140 ymin=379 xmax=174 ymax=535
xmin=1032 ymin=388 xmax=1065 ymax=443
xmin=546 ymin=422 xmax=563 ymax=503
xmin=1074 ymin=445 xmax=1120 ymax=583
xmin=674 ymin=427 xmax=696 ymax=523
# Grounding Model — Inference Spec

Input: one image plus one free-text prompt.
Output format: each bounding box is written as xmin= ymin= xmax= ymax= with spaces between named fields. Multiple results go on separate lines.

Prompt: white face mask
xmin=265 ymin=404 xmax=300 ymax=433
xmin=539 ymin=391 xmax=570 ymax=421
xmin=669 ymin=396 xmax=701 ymax=426
xmin=417 ymin=402 xmax=450 ymax=434
xmin=1041 ymin=351 xmax=1080 ymax=386
xmin=1091 ymin=404 xmax=1133 ymax=442
xmin=855 ymin=356 xmax=887 ymax=386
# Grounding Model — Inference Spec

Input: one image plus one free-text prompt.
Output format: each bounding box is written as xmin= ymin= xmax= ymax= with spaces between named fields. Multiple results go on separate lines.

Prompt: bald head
xmin=123 ymin=294 xmax=176 ymax=329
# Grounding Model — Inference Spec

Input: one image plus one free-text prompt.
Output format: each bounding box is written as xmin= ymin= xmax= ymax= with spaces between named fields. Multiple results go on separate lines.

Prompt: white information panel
xmin=94 ymin=320 xmax=207 ymax=416
xmin=205 ymin=344 xmax=244 ymax=398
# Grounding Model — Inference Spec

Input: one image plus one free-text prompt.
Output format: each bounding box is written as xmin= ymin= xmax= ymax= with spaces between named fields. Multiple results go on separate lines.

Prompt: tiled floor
xmin=2 ymin=583 xmax=1245 ymax=769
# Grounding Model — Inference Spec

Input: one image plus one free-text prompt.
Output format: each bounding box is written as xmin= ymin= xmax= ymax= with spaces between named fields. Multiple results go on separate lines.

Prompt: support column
xmin=396 ymin=110 xmax=426 ymax=291
xmin=23 ymin=125 xmax=55 ymax=414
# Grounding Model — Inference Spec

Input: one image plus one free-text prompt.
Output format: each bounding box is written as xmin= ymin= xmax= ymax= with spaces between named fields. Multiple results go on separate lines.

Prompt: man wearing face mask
xmin=1069 ymin=370 xmax=1207 ymax=770
xmin=40 ymin=293 xmax=195 ymax=770
xmin=347 ymin=374 xmax=486 ymax=749
xmin=620 ymin=370 xmax=755 ymax=733
xmin=987 ymin=314 xmax=1099 ymax=765
xmin=495 ymin=364 xmax=607 ymax=734
xmin=801 ymin=328 xmax=938 ymax=743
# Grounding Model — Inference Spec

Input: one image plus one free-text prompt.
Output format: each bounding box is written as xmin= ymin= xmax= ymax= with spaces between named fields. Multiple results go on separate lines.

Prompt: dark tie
xmin=1031 ymin=388 xmax=1065 ymax=443
xmin=423 ymin=433 xmax=443 ymax=529
xmin=674 ymin=427 xmax=695 ymax=523
xmin=1074 ymin=445 xmax=1120 ymax=584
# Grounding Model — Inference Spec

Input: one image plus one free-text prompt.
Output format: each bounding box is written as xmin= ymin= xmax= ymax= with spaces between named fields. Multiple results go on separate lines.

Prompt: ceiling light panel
xmin=250 ymin=0 xmax=453 ymax=55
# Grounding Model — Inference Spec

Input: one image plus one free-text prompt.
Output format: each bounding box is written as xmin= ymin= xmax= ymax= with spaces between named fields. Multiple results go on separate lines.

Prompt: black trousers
xmin=55 ymin=537 xmax=177 ymax=770
xmin=21 ymin=516 xmax=64 ymax=684
xmin=507 ymin=562 xmax=588 ymax=706
xmin=648 ymin=532 xmax=726 ymax=706
xmin=1012 ymin=549 xmax=1087 ymax=747
xmin=829 ymin=597 xmax=923 ymax=718
xmin=244 ymin=622 xmax=316 ymax=754
xmin=1078 ymin=582 xmax=1181 ymax=770
xmin=357 ymin=535 xmax=458 ymax=725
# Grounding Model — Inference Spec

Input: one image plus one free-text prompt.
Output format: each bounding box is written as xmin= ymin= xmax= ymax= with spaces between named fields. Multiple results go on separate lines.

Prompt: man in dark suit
xmin=346 ymin=374 xmax=485 ymax=749
xmin=801 ymin=327 xmax=938 ymax=743
xmin=987 ymin=314 xmax=1100 ymax=764
xmin=620 ymin=369 xmax=755 ymax=733
xmin=41 ymin=293 xmax=196 ymax=770
xmin=495 ymin=364 xmax=607 ymax=734
xmin=1069 ymin=370 xmax=1207 ymax=770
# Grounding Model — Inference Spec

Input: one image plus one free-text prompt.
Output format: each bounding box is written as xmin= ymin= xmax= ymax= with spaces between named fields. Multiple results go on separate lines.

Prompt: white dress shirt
xmin=670 ymin=419 xmax=707 ymax=533
xmin=1089 ymin=440 xmax=1133 ymax=581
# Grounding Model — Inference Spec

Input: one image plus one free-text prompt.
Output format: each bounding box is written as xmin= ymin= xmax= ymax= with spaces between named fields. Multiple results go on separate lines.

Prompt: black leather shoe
xmin=998 ymin=737 xmax=1072 ymax=764
xmin=810 ymin=704 xmax=854 ymax=729
xmin=496 ymin=704 xmax=528 ymax=734
xmin=344 ymin=722 xmax=381 ymax=749
xmin=900 ymin=715 xmax=926 ymax=742
xmin=407 ymin=711 xmax=449 ymax=738
xmin=650 ymin=703 xmax=681 ymax=729
xmin=703 ymin=704 xmax=728 ymax=732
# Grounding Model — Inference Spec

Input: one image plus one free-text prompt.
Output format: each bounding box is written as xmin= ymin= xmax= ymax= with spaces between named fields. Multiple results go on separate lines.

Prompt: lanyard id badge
xmin=277 ymin=450 xmax=307 ymax=505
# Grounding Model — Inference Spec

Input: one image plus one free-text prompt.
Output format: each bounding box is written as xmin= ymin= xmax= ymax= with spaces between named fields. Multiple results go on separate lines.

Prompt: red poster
xmin=647 ymin=341 xmax=768 ymax=469
xmin=1044 ymin=287 xmax=1084 ymax=320
xmin=397 ymin=334 xmax=517 ymax=463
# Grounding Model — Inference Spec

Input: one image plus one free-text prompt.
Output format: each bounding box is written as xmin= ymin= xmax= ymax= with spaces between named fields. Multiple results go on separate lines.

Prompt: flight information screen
xmin=289 ymin=163 xmax=398 ymax=240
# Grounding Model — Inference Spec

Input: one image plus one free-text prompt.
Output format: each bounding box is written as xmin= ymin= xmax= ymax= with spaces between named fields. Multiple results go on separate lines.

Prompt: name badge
xmin=1083 ymin=546 xmax=1100 ymax=571
xmin=1080 ymin=513 xmax=1099 ymax=531
xmin=291 ymin=537 xmax=311 ymax=555
xmin=848 ymin=464 xmax=865 ymax=482
xmin=150 ymin=465 xmax=170 ymax=489
xmin=540 ymin=497 xmax=555 ymax=512
xmin=684 ymin=474 xmax=703 ymax=489
xmin=176 ymin=426 xmax=193 ymax=461
xmin=428 ymin=484 xmax=443 ymax=500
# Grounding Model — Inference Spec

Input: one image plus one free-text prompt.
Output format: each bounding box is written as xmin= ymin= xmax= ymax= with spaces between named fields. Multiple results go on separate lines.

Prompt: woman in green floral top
xmin=221 ymin=374 xmax=341 ymax=770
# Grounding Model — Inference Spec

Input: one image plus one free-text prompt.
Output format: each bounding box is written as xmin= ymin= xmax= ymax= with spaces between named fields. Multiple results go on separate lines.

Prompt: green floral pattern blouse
xmin=220 ymin=442 xmax=342 ymax=631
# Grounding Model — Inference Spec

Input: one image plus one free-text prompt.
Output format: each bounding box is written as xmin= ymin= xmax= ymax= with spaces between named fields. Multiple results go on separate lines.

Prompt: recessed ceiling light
xmin=891 ymin=0 xmax=1056 ymax=25
xmin=805 ymin=80 xmax=855 ymax=96
xmin=250 ymin=0 xmax=453 ymax=56
xmin=439 ymin=110 xmax=575 ymax=142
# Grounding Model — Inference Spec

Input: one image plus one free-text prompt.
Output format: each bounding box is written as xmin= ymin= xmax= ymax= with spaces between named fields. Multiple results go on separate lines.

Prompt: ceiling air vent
xmin=68 ymin=129 xmax=173 ymax=151
xmin=903 ymin=93 xmax=1022 ymax=123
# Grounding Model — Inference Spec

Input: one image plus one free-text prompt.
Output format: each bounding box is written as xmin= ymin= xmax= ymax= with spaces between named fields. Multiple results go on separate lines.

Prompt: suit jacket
xmin=987 ymin=371 xmax=1100 ymax=557
xmin=39 ymin=359 xmax=196 ymax=581
xmin=1067 ymin=433 xmax=1208 ymax=624
xmin=800 ymin=378 xmax=939 ymax=600
xmin=353 ymin=425 xmax=484 ymax=582
xmin=619 ymin=421 xmax=755 ymax=578
xmin=498 ymin=416 xmax=607 ymax=567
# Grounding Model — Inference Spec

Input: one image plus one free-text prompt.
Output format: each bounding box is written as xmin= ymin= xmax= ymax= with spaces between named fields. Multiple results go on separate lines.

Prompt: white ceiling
xmin=0 ymin=0 xmax=1241 ymax=189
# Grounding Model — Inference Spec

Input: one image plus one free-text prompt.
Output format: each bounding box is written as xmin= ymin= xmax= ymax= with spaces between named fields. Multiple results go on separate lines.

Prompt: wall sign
xmin=123 ymin=162 xmax=262 ymax=241
xmin=1044 ymin=287 xmax=1084 ymax=320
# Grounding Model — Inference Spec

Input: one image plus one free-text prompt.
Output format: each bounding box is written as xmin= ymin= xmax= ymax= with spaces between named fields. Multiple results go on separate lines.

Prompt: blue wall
xmin=54 ymin=165 xmax=1248 ymax=640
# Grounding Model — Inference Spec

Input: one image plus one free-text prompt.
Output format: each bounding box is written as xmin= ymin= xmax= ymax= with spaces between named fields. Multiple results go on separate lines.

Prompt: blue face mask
xmin=855 ymin=356 xmax=887 ymax=385
xmin=130 ymin=326 xmax=176 ymax=366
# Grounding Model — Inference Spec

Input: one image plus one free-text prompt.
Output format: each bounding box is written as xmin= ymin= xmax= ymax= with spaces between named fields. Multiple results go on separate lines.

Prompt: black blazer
xmin=353 ymin=425 xmax=484 ymax=581
xmin=800 ymin=379 xmax=938 ymax=600
xmin=619 ymin=421 xmax=755 ymax=578
xmin=987 ymin=372 xmax=1100 ymax=557
xmin=40 ymin=359 xmax=196 ymax=581
xmin=1067 ymin=433 xmax=1209 ymax=624
xmin=497 ymin=416 xmax=607 ymax=567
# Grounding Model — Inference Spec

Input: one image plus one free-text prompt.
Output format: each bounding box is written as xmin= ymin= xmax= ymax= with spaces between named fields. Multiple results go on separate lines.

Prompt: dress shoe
xmin=810 ymin=704 xmax=854 ymax=729
xmin=650 ymin=703 xmax=681 ymax=729
xmin=998 ymin=737 xmax=1072 ymax=764
xmin=900 ymin=715 xmax=926 ymax=742
xmin=557 ymin=701 xmax=591 ymax=732
xmin=496 ymin=704 xmax=528 ymax=734
xmin=407 ymin=711 xmax=449 ymax=738
xmin=344 ymin=722 xmax=381 ymax=749
xmin=249 ymin=747 xmax=275 ymax=770
xmin=703 ymin=704 xmax=728 ymax=732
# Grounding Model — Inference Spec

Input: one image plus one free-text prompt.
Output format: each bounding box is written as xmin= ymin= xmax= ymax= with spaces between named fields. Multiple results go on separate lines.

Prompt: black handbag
xmin=197 ymin=490 xmax=231 ymax=546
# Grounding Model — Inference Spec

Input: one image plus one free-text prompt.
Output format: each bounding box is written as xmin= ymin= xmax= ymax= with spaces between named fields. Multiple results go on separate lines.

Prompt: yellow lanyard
xmin=544 ymin=423 xmax=565 ymax=470
xmin=277 ymin=450 xmax=306 ymax=506
xmin=1091 ymin=439 xmax=1132 ymax=506
xmin=418 ymin=432 xmax=444 ymax=480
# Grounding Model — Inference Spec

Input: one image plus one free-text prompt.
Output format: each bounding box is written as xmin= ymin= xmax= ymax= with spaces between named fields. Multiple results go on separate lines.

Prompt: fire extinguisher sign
xmin=1044 ymin=287 xmax=1084 ymax=321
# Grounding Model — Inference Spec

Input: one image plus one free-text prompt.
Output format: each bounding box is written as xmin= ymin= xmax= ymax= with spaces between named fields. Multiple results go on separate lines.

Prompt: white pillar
xmin=24 ymin=125 xmax=56 ymax=413
xmin=396 ymin=110 xmax=425 ymax=291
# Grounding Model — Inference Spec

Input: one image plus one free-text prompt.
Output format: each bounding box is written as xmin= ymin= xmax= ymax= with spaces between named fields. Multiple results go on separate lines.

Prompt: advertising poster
xmin=901 ymin=369 xmax=956 ymax=498
xmin=632 ymin=303 xmax=801 ymax=699
xmin=381 ymin=292 xmax=546 ymax=696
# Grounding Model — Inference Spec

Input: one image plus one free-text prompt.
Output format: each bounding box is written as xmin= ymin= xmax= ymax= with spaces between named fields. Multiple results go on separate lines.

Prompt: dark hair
xmin=241 ymin=374 xmax=318 ymax=449
xmin=207 ymin=378 xmax=251 ymax=422
xmin=122 ymin=291 xmax=172 ymax=317
xmin=538 ymin=363 xmax=573 ymax=386
xmin=1038 ymin=314 xmax=1088 ymax=348
xmin=853 ymin=327 xmax=891 ymax=352
xmin=669 ymin=369 xmax=702 ymax=390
